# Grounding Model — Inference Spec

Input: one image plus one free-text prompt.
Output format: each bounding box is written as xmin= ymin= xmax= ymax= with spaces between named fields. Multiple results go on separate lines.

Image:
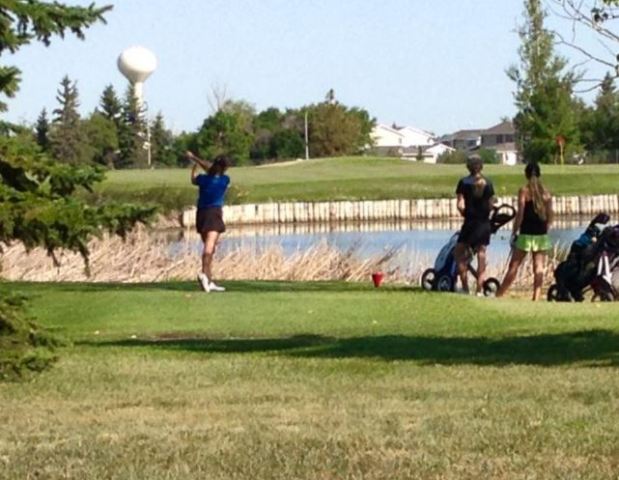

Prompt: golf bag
xmin=421 ymin=204 xmax=516 ymax=296
xmin=548 ymin=212 xmax=619 ymax=302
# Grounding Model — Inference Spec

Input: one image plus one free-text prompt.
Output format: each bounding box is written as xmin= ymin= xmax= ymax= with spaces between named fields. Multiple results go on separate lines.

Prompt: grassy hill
xmin=2 ymin=280 xmax=619 ymax=478
xmin=92 ymin=157 xmax=619 ymax=210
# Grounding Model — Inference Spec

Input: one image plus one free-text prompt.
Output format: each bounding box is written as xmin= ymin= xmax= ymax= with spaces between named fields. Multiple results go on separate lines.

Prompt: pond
xmin=170 ymin=217 xmax=595 ymax=272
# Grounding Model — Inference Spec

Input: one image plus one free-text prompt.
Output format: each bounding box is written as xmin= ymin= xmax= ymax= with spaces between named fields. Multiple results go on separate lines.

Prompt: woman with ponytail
xmin=496 ymin=162 xmax=553 ymax=300
xmin=454 ymin=154 xmax=496 ymax=295
xmin=187 ymin=150 xmax=231 ymax=293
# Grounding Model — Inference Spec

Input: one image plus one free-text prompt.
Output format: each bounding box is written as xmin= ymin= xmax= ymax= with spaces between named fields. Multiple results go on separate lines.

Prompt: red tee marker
xmin=371 ymin=272 xmax=384 ymax=288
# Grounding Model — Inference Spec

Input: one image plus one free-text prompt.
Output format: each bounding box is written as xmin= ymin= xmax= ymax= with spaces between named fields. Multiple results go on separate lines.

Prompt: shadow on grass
xmin=83 ymin=329 xmax=619 ymax=367
xmin=2 ymin=280 xmax=415 ymax=294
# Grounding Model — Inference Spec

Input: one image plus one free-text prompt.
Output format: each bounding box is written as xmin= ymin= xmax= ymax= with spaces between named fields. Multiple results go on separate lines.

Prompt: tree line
xmin=510 ymin=0 xmax=619 ymax=164
xmin=28 ymin=79 xmax=376 ymax=169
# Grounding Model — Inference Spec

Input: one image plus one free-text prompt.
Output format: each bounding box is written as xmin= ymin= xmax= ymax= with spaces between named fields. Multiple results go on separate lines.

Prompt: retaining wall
xmin=180 ymin=194 xmax=619 ymax=229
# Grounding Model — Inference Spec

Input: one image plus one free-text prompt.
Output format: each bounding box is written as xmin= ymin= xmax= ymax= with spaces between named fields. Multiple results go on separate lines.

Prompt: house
xmin=370 ymin=123 xmax=435 ymax=157
xmin=438 ymin=129 xmax=482 ymax=151
xmin=480 ymin=120 xmax=518 ymax=166
xmin=398 ymin=143 xmax=454 ymax=163
xmin=421 ymin=143 xmax=455 ymax=164
xmin=395 ymin=125 xmax=435 ymax=148
xmin=441 ymin=121 xmax=519 ymax=165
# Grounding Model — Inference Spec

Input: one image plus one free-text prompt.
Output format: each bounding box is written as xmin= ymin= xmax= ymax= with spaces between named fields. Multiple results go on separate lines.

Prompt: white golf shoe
xmin=209 ymin=282 xmax=226 ymax=292
xmin=197 ymin=273 xmax=210 ymax=292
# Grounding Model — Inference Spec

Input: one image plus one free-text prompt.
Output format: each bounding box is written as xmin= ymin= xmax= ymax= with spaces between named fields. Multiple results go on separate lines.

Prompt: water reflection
xmin=155 ymin=217 xmax=595 ymax=272
xmin=225 ymin=216 xmax=591 ymax=238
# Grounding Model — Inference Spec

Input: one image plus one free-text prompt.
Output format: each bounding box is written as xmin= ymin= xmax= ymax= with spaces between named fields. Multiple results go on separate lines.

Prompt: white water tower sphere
xmin=117 ymin=46 xmax=157 ymax=106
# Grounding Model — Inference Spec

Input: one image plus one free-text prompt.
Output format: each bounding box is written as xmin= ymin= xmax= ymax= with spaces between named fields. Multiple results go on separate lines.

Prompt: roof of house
xmin=423 ymin=142 xmax=454 ymax=152
xmin=439 ymin=129 xmax=483 ymax=142
xmin=373 ymin=124 xmax=404 ymax=136
xmin=483 ymin=120 xmax=515 ymax=136
xmin=396 ymin=125 xmax=435 ymax=138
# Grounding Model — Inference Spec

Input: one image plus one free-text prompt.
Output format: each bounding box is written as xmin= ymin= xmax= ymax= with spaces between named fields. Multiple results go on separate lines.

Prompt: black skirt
xmin=196 ymin=207 xmax=226 ymax=234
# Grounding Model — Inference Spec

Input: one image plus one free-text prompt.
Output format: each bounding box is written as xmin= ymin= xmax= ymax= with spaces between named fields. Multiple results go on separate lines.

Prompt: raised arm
xmin=186 ymin=150 xmax=211 ymax=172
xmin=190 ymin=162 xmax=200 ymax=185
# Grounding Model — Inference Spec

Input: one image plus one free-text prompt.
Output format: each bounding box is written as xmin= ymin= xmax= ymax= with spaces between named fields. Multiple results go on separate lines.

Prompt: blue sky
xmin=4 ymin=0 xmax=611 ymax=135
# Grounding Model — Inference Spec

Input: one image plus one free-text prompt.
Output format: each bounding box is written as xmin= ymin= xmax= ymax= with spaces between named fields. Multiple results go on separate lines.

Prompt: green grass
xmin=2 ymin=280 xmax=619 ymax=478
xmin=93 ymin=157 xmax=619 ymax=209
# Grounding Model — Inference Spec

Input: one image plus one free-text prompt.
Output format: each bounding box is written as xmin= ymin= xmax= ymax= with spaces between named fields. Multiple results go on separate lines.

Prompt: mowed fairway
xmin=96 ymin=157 xmax=619 ymax=206
xmin=2 ymin=281 xmax=619 ymax=479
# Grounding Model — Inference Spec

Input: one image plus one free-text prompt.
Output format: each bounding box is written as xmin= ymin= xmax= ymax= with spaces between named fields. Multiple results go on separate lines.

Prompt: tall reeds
xmin=0 ymin=227 xmax=563 ymax=288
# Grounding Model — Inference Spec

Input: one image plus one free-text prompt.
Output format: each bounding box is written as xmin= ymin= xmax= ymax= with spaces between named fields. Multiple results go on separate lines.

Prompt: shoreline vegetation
xmin=0 ymin=227 xmax=561 ymax=290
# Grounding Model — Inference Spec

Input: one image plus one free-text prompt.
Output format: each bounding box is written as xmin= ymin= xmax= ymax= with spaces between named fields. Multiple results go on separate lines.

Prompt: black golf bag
xmin=548 ymin=213 xmax=619 ymax=302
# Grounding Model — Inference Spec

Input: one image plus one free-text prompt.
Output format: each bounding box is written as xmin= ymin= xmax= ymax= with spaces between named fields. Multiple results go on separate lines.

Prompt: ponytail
xmin=467 ymin=155 xmax=486 ymax=198
xmin=525 ymin=162 xmax=547 ymax=221
xmin=472 ymin=174 xmax=487 ymax=199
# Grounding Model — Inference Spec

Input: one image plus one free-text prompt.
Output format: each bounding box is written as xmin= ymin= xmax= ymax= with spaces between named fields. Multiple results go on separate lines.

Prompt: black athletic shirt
xmin=456 ymin=175 xmax=495 ymax=222
xmin=520 ymin=200 xmax=548 ymax=235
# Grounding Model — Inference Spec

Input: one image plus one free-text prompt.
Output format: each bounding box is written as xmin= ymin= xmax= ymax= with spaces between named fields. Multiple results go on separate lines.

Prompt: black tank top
xmin=520 ymin=200 xmax=548 ymax=235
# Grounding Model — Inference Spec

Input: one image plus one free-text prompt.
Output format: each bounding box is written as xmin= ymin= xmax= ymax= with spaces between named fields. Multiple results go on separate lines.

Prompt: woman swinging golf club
xmin=186 ymin=150 xmax=230 ymax=292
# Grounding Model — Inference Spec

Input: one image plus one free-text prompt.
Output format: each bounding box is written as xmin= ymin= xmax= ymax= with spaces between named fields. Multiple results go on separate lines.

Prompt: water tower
xmin=117 ymin=46 xmax=157 ymax=107
xmin=117 ymin=46 xmax=157 ymax=166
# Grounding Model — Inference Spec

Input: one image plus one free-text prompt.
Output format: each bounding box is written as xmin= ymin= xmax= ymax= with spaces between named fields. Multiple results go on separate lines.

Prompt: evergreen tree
xmin=96 ymin=84 xmax=123 ymax=168
xmin=49 ymin=76 xmax=89 ymax=165
xmin=508 ymin=0 xmax=582 ymax=164
xmin=99 ymin=84 xmax=123 ymax=127
xmin=118 ymin=84 xmax=147 ymax=168
xmin=83 ymin=111 xmax=119 ymax=168
xmin=150 ymin=112 xmax=176 ymax=166
xmin=588 ymin=74 xmax=619 ymax=151
xmin=35 ymin=108 xmax=50 ymax=151
xmin=0 ymin=1 xmax=154 ymax=379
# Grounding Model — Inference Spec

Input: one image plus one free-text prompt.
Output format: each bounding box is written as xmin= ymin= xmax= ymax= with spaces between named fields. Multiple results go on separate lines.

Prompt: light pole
xmin=140 ymin=100 xmax=152 ymax=168
xmin=304 ymin=110 xmax=309 ymax=161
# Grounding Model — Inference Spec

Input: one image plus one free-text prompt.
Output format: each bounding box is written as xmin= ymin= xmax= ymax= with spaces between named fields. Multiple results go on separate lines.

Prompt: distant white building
xmin=370 ymin=123 xmax=435 ymax=157
xmin=421 ymin=143 xmax=455 ymax=164
xmin=371 ymin=124 xmax=405 ymax=150
xmin=395 ymin=125 xmax=435 ymax=147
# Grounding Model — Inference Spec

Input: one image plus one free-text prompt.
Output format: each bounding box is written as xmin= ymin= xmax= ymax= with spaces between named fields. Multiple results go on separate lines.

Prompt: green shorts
xmin=514 ymin=234 xmax=551 ymax=252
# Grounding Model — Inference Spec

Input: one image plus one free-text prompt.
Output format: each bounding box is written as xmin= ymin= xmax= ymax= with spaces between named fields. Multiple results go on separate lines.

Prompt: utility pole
xmin=304 ymin=110 xmax=309 ymax=160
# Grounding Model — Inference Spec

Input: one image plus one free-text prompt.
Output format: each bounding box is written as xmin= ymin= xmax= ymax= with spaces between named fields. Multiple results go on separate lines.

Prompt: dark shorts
xmin=457 ymin=219 xmax=491 ymax=250
xmin=196 ymin=207 xmax=226 ymax=234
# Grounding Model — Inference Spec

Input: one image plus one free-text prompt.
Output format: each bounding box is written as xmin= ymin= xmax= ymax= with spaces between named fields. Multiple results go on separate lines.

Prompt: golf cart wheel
xmin=420 ymin=268 xmax=436 ymax=291
xmin=482 ymin=277 xmax=500 ymax=297
xmin=547 ymin=284 xmax=560 ymax=302
xmin=436 ymin=274 xmax=454 ymax=292
xmin=598 ymin=291 xmax=615 ymax=302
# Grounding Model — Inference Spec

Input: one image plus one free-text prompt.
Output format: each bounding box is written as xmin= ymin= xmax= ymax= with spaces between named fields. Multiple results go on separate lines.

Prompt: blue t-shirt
xmin=195 ymin=174 xmax=230 ymax=208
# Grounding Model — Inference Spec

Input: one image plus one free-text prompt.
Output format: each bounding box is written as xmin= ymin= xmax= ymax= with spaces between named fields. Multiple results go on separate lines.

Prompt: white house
xmin=370 ymin=123 xmax=436 ymax=157
xmin=371 ymin=124 xmax=405 ymax=149
xmin=396 ymin=126 xmax=435 ymax=147
xmin=421 ymin=143 xmax=455 ymax=164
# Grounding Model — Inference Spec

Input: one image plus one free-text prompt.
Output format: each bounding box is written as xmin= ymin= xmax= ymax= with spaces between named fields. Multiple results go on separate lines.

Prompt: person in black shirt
xmin=454 ymin=155 xmax=495 ymax=294
xmin=496 ymin=162 xmax=553 ymax=300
